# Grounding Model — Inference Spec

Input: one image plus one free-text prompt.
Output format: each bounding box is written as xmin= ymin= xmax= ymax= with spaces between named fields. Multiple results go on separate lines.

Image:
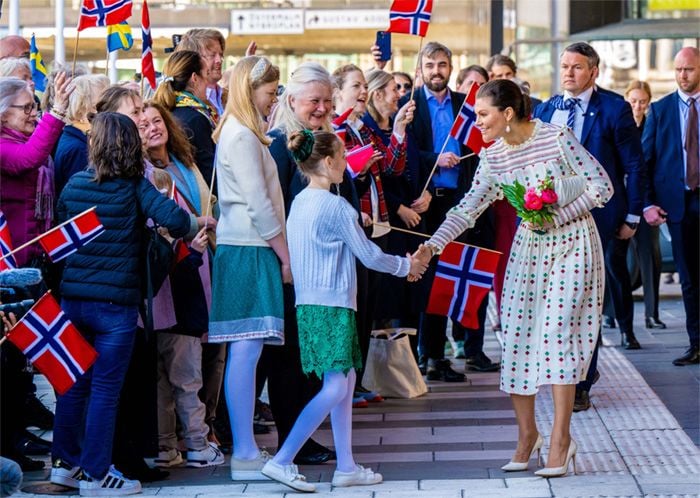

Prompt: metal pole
xmin=108 ymin=50 xmax=118 ymax=84
xmin=8 ymin=0 xmax=20 ymax=35
xmin=490 ymin=0 xmax=504 ymax=55
xmin=55 ymin=0 xmax=66 ymax=64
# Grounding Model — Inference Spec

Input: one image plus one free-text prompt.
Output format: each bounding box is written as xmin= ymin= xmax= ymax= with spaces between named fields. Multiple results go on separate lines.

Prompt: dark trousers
xmin=631 ymin=221 xmax=662 ymax=319
xmin=668 ymin=191 xmax=699 ymax=349
xmin=604 ymin=236 xmax=635 ymax=335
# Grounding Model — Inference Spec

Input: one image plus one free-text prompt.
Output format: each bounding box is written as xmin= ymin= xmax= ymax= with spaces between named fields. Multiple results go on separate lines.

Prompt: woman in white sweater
xmin=208 ymin=56 xmax=288 ymax=480
xmin=260 ymin=130 xmax=427 ymax=492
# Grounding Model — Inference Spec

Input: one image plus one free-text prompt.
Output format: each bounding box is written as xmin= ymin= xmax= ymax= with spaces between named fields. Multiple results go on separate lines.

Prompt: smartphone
xmin=375 ymin=31 xmax=391 ymax=62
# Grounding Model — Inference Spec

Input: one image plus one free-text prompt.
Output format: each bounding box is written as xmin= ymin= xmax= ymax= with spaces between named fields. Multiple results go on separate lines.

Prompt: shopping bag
xmin=362 ymin=328 xmax=427 ymax=399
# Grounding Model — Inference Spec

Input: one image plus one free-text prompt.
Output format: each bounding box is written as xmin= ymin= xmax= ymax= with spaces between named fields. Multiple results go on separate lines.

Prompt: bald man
xmin=642 ymin=46 xmax=700 ymax=366
xmin=0 ymin=35 xmax=30 ymax=60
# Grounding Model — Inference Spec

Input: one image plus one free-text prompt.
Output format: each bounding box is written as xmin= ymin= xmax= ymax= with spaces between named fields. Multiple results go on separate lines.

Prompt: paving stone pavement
xmin=15 ymin=293 xmax=700 ymax=497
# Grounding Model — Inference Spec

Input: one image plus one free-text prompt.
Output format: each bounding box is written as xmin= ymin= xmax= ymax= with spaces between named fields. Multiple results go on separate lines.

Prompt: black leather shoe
xmin=672 ymin=347 xmax=700 ymax=366
xmin=426 ymin=359 xmax=465 ymax=382
xmin=601 ymin=315 xmax=616 ymax=329
xmin=17 ymin=430 xmax=52 ymax=455
xmin=11 ymin=452 xmax=45 ymax=472
xmin=573 ymin=390 xmax=591 ymax=412
xmin=465 ymin=352 xmax=500 ymax=372
xmin=418 ymin=356 xmax=427 ymax=375
xmin=24 ymin=395 xmax=54 ymax=430
xmin=621 ymin=331 xmax=641 ymax=350
xmin=645 ymin=317 xmax=667 ymax=329
xmin=294 ymin=440 xmax=335 ymax=465
xmin=117 ymin=460 xmax=169 ymax=482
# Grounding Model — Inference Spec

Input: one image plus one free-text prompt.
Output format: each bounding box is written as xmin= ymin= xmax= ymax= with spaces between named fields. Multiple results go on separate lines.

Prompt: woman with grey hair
xmin=0 ymin=74 xmax=72 ymax=267
xmin=0 ymin=58 xmax=34 ymax=93
xmin=54 ymin=74 xmax=110 ymax=195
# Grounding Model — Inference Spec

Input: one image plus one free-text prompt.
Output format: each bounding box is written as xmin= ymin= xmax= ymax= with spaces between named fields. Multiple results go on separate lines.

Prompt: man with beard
xmin=402 ymin=42 xmax=497 ymax=381
xmin=177 ymin=29 xmax=227 ymax=115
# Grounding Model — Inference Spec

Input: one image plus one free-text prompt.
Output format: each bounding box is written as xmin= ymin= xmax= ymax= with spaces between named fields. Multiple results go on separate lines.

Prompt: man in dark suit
xmin=403 ymin=41 xmax=496 ymax=381
xmin=535 ymin=42 xmax=645 ymax=411
xmin=642 ymin=47 xmax=700 ymax=366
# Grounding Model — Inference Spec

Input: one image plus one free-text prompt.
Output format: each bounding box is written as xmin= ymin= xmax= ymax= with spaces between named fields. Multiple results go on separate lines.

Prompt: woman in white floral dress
xmin=416 ymin=80 xmax=613 ymax=478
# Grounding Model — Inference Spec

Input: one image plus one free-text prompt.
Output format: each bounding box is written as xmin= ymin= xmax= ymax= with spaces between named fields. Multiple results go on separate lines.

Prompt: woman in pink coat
xmin=0 ymin=73 xmax=71 ymax=267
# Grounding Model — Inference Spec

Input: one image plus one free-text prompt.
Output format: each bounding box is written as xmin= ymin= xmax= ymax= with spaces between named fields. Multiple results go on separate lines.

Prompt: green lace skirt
xmin=296 ymin=305 xmax=362 ymax=379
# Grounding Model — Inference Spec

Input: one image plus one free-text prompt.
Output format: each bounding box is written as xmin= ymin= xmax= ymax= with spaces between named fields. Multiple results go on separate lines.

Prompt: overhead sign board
xmin=231 ymin=9 xmax=304 ymax=35
xmin=305 ymin=9 xmax=389 ymax=30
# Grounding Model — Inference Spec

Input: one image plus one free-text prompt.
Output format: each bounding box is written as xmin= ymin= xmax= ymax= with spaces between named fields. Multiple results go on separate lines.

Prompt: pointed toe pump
xmin=534 ymin=439 xmax=577 ymax=478
xmin=501 ymin=433 xmax=544 ymax=472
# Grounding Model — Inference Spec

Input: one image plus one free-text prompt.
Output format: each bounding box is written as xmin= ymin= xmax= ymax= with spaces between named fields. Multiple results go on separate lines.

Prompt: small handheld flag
xmin=346 ymin=144 xmax=374 ymax=178
xmin=387 ymin=0 xmax=433 ymax=38
xmin=332 ymin=107 xmax=354 ymax=143
xmin=0 ymin=211 xmax=18 ymax=271
xmin=6 ymin=292 xmax=98 ymax=395
xmin=448 ymin=83 xmax=493 ymax=155
xmin=141 ymin=0 xmax=156 ymax=89
xmin=78 ymin=0 xmax=133 ymax=31
xmin=29 ymin=34 xmax=48 ymax=93
xmin=107 ymin=21 xmax=133 ymax=52
xmin=38 ymin=208 xmax=105 ymax=263
xmin=426 ymin=242 xmax=500 ymax=329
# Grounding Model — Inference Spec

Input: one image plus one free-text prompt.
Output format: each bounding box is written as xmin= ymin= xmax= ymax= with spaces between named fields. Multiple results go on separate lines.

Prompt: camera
xmin=0 ymin=299 xmax=35 ymax=320
xmin=164 ymin=34 xmax=182 ymax=54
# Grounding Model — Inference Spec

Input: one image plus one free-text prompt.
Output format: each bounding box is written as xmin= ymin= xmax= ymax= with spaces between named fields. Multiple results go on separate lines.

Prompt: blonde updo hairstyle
xmin=213 ymin=55 xmax=279 ymax=145
xmin=287 ymin=129 xmax=342 ymax=180
xmin=365 ymin=68 xmax=396 ymax=124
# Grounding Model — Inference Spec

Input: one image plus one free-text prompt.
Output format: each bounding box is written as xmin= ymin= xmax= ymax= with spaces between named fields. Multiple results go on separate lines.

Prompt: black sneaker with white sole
xmin=78 ymin=465 xmax=142 ymax=496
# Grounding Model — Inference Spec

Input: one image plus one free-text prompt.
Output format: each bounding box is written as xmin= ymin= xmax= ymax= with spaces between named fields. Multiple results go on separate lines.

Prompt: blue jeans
xmin=52 ymin=299 xmax=137 ymax=479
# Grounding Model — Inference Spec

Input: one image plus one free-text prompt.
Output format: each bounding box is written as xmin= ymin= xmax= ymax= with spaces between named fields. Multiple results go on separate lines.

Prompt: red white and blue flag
xmin=387 ymin=0 xmax=433 ymax=38
xmin=141 ymin=0 xmax=157 ymax=89
xmin=449 ymin=83 xmax=492 ymax=155
xmin=6 ymin=292 xmax=98 ymax=395
xmin=332 ymin=107 xmax=353 ymax=143
xmin=426 ymin=242 xmax=500 ymax=329
xmin=77 ymin=0 xmax=133 ymax=31
xmin=38 ymin=208 xmax=105 ymax=263
xmin=0 ymin=211 xmax=17 ymax=271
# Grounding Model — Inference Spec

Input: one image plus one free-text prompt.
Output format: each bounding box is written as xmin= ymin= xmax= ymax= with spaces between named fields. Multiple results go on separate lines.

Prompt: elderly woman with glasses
xmin=0 ymin=74 xmax=72 ymax=267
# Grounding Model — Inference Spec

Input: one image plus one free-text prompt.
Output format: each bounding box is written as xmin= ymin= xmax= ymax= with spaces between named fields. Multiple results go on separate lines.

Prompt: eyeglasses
xmin=396 ymin=83 xmax=412 ymax=91
xmin=9 ymin=102 xmax=38 ymax=115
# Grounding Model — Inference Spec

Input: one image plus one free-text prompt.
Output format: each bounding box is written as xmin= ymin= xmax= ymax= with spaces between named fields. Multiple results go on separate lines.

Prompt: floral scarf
xmin=174 ymin=91 xmax=219 ymax=128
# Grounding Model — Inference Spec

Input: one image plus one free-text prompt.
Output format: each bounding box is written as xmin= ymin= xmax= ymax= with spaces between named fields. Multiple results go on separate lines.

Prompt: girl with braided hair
xmin=260 ymin=130 xmax=427 ymax=492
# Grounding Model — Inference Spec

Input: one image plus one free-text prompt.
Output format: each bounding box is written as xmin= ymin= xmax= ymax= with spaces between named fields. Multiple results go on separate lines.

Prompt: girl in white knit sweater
xmin=260 ymin=130 xmax=427 ymax=492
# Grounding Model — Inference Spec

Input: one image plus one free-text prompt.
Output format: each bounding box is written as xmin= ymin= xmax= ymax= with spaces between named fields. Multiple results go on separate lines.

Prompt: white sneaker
xmin=261 ymin=460 xmax=315 ymax=493
xmin=332 ymin=465 xmax=383 ymax=487
xmin=78 ymin=465 xmax=141 ymax=496
xmin=186 ymin=442 xmax=224 ymax=468
xmin=154 ymin=448 xmax=184 ymax=468
xmin=50 ymin=458 xmax=81 ymax=488
xmin=230 ymin=450 xmax=272 ymax=481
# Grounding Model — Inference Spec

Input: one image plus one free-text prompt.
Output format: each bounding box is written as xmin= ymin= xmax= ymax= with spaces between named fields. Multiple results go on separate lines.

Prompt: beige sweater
xmin=215 ymin=116 xmax=285 ymax=247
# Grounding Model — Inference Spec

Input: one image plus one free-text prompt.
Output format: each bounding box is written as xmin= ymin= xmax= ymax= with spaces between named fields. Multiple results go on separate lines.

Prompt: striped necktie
xmin=550 ymin=95 xmax=581 ymax=130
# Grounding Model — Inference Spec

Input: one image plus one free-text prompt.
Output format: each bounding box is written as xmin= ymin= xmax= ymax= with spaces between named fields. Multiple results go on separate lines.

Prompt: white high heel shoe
xmin=500 ymin=433 xmax=544 ymax=472
xmin=534 ymin=439 xmax=577 ymax=478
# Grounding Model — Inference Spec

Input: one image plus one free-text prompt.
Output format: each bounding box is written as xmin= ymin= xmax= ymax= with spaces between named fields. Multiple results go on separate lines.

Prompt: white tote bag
xmin=362 ymin=328 xmax=427 ymax=399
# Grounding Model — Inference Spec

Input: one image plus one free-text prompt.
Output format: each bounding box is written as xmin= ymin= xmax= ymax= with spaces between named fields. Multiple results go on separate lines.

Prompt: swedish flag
xmin=30 ymin=34 xmax=48 ymax=93
xmin=107 ymin=22 xmax=134 ymax=53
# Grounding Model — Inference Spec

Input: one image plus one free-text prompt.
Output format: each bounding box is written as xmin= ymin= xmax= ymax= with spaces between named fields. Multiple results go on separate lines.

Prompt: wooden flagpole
xmin=204 ymin=165 xmax=216 ymax=230
xmin=372 ymin=222 xmax=502 ymax=255
xmin=408 ymin=36 xmax=424 ymax=103
xmin=71 ymin=0 xmax=84 ymax=75
xmin=0 ymin=206 xmax=97 ymax=264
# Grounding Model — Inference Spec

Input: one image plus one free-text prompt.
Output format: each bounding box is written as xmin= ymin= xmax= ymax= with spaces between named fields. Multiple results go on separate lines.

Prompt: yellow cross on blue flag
xmin=107 ymin=21 xmax=133 ymax=52
xmin=30 ymin=34 xmax=48 ymax=93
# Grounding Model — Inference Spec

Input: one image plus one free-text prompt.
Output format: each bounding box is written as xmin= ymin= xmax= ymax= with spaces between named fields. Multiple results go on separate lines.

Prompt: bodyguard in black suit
xmin=642 ymin=47 xmax=700 ymax=366
xmin=402 ymin=42 xmax=496 ymax=380
xmin=535 ymin=42 xmax=645 ymax=411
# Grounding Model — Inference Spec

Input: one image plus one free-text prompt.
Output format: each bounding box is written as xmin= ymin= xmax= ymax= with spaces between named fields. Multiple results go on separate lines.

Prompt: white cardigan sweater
xmin=215 ymin=115 xmax=285 ymax=247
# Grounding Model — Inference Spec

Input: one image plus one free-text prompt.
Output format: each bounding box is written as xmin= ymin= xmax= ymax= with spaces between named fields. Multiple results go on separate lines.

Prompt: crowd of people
xmin=0 ymin=27 xmax=698 ymax=496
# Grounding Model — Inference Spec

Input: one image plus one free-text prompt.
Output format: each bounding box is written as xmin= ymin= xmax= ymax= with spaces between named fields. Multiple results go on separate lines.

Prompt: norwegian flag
xmin=449 ymin=83 xmax=493 ymax=155
xmin=38 ymin=208 xmax=105 ymax=263
xmin=78 ymin=0 xmax=133 ymax=31
xmin=0 ymin=211 xmax=17 ymax=271
xmin=6 ymin=292 xmax=98 ymax=395
xmin=141 ymin=0 xmax=157 ymax=89
xmin=426 ymin=242 xmax=500 ymax=329
xmin=332 ymin=107 xmax=353 ymax=143
xmin=387 ymin=0 xmax=433 ymax=38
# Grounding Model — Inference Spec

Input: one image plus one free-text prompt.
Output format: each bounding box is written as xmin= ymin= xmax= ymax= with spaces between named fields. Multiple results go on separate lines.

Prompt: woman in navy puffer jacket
xmin=50 ymin=112 xmax=208 ymax=496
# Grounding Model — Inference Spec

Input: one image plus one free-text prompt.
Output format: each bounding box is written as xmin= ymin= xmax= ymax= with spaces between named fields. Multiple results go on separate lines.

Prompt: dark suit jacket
xmin=534 ymin=90 xmax=645 ymax=241
xmin=401 ymin=87 xmax=493 ymax=247
xmin=641 ymin=92 xmax=689 ymax=223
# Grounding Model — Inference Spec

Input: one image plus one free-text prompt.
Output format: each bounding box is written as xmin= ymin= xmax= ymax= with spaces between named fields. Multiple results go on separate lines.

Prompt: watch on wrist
xmin=425 ymin=242 xmax=440 ymax=257
xmin=624 ymin=221 xmax=639 ymax=230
